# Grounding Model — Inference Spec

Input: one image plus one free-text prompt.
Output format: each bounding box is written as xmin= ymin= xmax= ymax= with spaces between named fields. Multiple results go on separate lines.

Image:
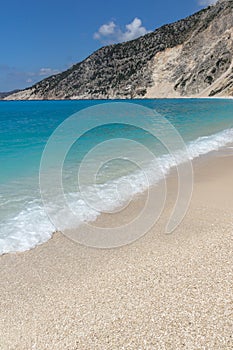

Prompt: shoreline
xmin=1 ymin=95 xmax=233 ymax=102
xmin=1 ymin=98 xmax=233 ymax=255
xmin=2 ymin=136 xmax=233 ymax=256
xmin=0 ymin=147 xmax=233 ymax=349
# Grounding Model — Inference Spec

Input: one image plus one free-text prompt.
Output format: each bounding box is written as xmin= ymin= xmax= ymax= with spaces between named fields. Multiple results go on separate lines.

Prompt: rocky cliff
xmin=5 ymin=0 xmax=233 ymax=100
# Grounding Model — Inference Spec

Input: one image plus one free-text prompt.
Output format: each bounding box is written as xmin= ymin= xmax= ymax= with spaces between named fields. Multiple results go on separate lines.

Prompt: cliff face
xmin=5 ymin=0 xmax=233 ymax=100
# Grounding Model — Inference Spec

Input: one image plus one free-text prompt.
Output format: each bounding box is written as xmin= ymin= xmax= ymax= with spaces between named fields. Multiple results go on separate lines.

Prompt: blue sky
xmin=0 ymin=0 xmax=216 ymax=91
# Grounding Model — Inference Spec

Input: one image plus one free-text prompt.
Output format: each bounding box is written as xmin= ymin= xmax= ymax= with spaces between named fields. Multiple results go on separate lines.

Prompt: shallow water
xmin=0 ymin=99 xmax=233 ymax=254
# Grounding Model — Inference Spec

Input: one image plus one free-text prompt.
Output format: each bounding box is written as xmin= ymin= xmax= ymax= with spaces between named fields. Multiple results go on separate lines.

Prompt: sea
xmin=0 ymin=99 xmax=233 ymax=254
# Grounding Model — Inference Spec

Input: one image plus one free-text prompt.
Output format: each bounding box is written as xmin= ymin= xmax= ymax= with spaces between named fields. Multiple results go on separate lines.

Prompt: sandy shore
xmin=0 ymin=150 xmax=233 ymax=349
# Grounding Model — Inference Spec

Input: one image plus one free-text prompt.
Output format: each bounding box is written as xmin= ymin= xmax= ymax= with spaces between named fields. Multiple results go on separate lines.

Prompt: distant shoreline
xmin=2 ymin=96 xmax=233 ymax=102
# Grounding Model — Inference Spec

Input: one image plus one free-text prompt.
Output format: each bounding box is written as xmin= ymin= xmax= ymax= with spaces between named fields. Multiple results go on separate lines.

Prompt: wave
xmin=1 ymin=127 xmax=233 ymax=255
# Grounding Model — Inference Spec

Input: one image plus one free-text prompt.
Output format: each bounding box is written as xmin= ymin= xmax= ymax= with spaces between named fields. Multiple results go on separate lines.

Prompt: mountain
xmin=5 ymin=0 xmax=233 ymax=100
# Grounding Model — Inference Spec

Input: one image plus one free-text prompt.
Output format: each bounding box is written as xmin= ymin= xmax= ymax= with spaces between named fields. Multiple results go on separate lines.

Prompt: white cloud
xmin=39 ymin=68 xmax=60 ymax=76
xmin=198 ymin=0 xmax=217 ymax=6
xmin=94 ymin=21 xmax=116 ymax=40
xmin=120 ymin=18 xmax=150 ymax=41
xmin=0 ymin=65 xmax=61 ymax=91
xmin=94 ymin=18 xmax=151 ymax=44
xmin=24 ymin=68 xmax=60 ymax=84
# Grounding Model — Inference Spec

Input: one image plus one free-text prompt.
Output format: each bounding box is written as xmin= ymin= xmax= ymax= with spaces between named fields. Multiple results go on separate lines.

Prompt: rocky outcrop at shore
xmin=5 ymin=0 xmax=233 ymax=100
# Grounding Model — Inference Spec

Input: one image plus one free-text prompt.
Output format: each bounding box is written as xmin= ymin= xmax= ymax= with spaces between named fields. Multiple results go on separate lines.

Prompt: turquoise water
xmin=0 ymin=99 xmax=233 ymax=253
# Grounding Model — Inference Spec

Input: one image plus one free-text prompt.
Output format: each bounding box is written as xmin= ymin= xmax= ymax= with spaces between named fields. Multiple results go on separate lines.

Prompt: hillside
xmin=0 ymin=90 xmax=20 ymax=99
xmin=5 ymin=0 xmax=233 ymax=100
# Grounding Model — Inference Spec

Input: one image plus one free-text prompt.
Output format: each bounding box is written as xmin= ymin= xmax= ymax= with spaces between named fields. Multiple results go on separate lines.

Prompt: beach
xmin=1 ymin=0 xmax=233 ymax=347
xmin=0 ymin=150 xmax=232 ymax=350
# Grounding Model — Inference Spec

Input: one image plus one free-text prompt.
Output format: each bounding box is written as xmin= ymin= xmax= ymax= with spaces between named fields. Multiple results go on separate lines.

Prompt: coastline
xmin=0 ymin=148 xmax=233 ymax=349
xmin=2 ymin=95 xmax=233 ymax=101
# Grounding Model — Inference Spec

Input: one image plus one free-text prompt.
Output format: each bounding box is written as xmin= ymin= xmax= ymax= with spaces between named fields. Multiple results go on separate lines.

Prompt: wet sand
xmin=0 ymin=151 xmax=233 ymax=349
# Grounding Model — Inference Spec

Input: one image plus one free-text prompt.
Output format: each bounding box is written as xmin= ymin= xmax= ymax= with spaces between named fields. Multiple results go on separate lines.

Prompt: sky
xmin=0 ymin=0 xmax=217 ymax=91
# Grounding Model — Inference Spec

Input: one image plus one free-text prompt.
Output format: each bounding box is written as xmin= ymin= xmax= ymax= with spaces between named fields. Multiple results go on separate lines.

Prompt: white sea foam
xmin=0 ymin=200 xmax=54 ymax=255
xmin=1 ymin=127 xmax=233 ymax=255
